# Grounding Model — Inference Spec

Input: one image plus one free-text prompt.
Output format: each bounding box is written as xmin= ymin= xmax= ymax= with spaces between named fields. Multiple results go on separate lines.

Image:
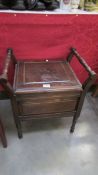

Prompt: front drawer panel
xmin=17 ymin=98 xmax=78 ymax=116
xmin=16 ymin=90 xmax=81 ymax=101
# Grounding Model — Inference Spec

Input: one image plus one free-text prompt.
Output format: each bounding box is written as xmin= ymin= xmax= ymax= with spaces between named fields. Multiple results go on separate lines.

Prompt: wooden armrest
xmin=67 ymin=47 xmax=96 ymax=78
xmin=71 ymin=48 xmax=95 ymax=76
xmin=0 ymin=48 xmax=17 ymax=96
xmin=1 ymin=48 xmax=17 ymax=80
xmin=66 ymin=47 xmax=96 ymax=90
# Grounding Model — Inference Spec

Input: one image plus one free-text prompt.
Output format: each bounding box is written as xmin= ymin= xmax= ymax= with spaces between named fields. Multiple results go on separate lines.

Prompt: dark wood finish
xmin=0 ymin=118 xmax=7 ymax=148
xmin=70 ymin=48 xmax=95 ymax=76
xmin=0 ymin=48 xmax=17 ymax=143
xmin=0 ymin=48 xmax=96 ymax=138
xmin=18 ymin=98 xmax=78 ymax=115
xmin=13 ymin=61 xmax=82 ymax=94
xmin=92 ymin=85 xmax=98 ymax=97
xmin=0 ymin=48 xmax=16 ymax=97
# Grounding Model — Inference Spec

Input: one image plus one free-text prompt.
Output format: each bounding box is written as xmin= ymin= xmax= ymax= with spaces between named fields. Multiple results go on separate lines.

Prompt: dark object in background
xmin=25 ymin=0 xmax=37 ymax=9
xmin=0 ymin=0 xmax=26 ymax=10
xmin=2 ymin=0 xmax=16 ymax=8
xmin=33 ymin=1 xmax=46 ymax=10
xmin=0 ymin=0 xmax=59 ymax=10
xmin=26 ymin=0 xmax=59 ymax=10
xmin=26 ymin=0 xmax=46 ymax=10
xmin=0 ymin=0 xmax=8 ymax=9
xmin=11 ymin=0 xmax=26 ymax=10
xmin=40 ymin=0 xmax=59 ymax=10
xmin=46 ymin=0 xmax=59 ymax=10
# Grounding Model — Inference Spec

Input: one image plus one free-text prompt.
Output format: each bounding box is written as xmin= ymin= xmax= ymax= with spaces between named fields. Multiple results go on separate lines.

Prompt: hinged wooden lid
xmin=14 ymin=61 xmax=82 ymax=94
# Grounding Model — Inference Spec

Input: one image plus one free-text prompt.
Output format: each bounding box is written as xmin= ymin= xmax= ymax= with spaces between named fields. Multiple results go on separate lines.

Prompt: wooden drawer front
xmin=16 ymin=91 xmax=81 ymax=101
xmin=17 ymin=98 xmax=78 ymax=116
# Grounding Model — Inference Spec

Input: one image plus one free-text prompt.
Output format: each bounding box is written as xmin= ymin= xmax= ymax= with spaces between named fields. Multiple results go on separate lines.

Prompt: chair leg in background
xmin=0 ymin=119 xmax=7 ymax=148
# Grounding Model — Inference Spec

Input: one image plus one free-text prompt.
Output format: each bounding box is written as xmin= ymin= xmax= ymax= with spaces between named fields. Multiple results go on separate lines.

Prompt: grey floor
xmin=0 ymin=95 xmax=98 ymax=175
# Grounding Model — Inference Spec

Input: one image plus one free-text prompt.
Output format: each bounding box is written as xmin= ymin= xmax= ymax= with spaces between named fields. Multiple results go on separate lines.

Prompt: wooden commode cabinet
xmin=0 ymin=48 xmax=96 ymax=138
xmin=14 ymin=61 xmax=82 ymax=116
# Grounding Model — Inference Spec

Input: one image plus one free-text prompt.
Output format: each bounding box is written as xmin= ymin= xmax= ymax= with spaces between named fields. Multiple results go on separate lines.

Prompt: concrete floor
xmin=0 ymin=95 xmax=98 ymax=175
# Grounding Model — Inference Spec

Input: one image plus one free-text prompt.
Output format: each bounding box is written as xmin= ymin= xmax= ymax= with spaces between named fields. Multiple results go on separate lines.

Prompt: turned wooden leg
xmin=70 ymin=96 xmax=84 ymax=133
xmin=0 ymin=118 xmax=7 ymax=148
xmin=70 ymin=113 xmax=79 ymax=133
xmin=12 ymin=111 xmax=23 ymax=139
xmin=15 ymin=119 xmax=23 ymax=139
xmin=11 ymin=98 xmax=23 ymax=139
